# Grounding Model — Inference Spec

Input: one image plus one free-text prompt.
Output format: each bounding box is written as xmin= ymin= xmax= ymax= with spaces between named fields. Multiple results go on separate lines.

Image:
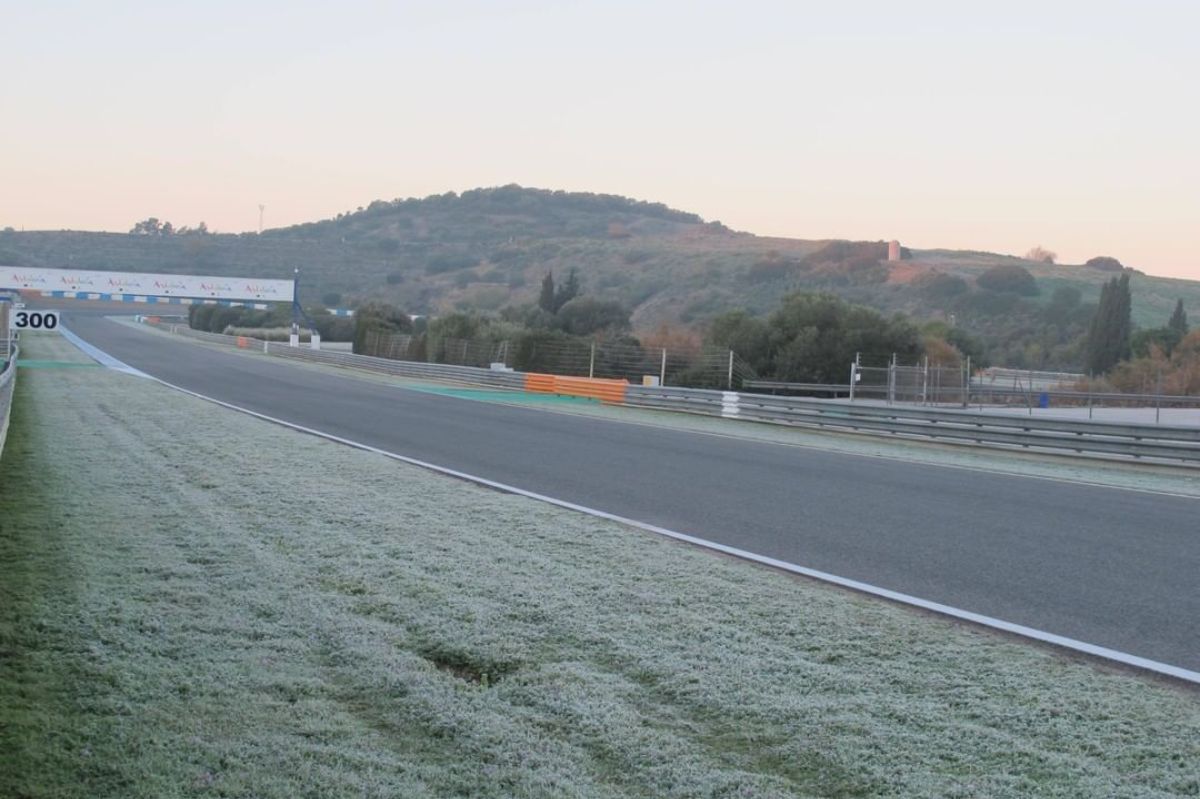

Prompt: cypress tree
xmin=554 ymin=267 xmax=581 ymax=313
xmin=538 ymin=272 xmax=556 ymax=313
xmin=1113 ymin=273 xmax=1132 ymax=363
xmin=1168 ymin=299 xmax=1189 ymax=337
xmin=1085 ymin=275 xmax=1132 ymax=374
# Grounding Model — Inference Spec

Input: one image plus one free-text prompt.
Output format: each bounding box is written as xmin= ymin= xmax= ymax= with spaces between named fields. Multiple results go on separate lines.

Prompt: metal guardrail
xmin=625 ymin=385 xmax=1200 ymax=464
xmin=747 ymin=378 xmax=1200 ymax=409
xmin=0 ymin=343 xmax=20 ymax=460
xmin=166 ymin=325 xmax=527 ymax=391
xmin=156 ymin=323 xmax=1200 ymax=466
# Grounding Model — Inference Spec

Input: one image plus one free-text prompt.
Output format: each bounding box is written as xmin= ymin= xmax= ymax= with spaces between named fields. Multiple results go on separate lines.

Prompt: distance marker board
xmin=9 ymin=310 xmax=59 ymax=330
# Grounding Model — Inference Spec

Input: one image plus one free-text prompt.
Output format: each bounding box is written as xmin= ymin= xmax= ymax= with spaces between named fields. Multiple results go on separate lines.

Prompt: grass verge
xmin=1 ymin=332 xmax=1198 ymax=798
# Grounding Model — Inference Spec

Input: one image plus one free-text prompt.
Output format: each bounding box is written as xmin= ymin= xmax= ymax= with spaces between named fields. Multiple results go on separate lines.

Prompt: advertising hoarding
xmin=0 ymin=267 xmax=294 ymax=303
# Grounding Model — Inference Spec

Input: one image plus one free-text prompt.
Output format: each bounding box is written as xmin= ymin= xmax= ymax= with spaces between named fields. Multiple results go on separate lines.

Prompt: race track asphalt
xmin=62 ymin=314 xmax=1200 ymax=673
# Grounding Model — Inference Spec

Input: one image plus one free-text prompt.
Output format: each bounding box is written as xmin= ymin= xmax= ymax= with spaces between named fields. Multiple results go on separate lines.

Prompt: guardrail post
xmin=660 ymin=348 xmax=667 ymax=387
xmin=727 ymin=350 xmax=735 ymax=390
xmin=589 ymin=341 xmax=596 ymax=379
xmin=849 ymin=361 xmax=857 ymax=402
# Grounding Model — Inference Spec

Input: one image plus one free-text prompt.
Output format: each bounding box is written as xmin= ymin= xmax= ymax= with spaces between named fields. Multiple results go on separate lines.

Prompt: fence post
xmin=849 ymin=361 xmax=857 ymax=402
xmin=922 ymin=356 xmax=929 ymax=405
xmin=1156 ymin=367 xmax=1162 ymax=425
xmin=589 ymin=341 xmax=596 ymax=379
xmin=887 ymin=353 xmax=896 ymax=405
xmin=963 ymin=355 xmax=971 ymax=408
xmin=727 ymin=350 xmax=734 ymax=390
xmin=660 ymin=348 xmax=667 ymax=387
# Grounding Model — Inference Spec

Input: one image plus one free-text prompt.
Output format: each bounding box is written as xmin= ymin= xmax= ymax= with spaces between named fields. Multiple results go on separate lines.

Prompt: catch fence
xmin=362 ymin=329 xmax=758 ymax=389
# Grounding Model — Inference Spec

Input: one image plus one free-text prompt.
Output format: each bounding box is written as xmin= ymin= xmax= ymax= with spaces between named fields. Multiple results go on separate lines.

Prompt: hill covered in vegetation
xmin=2 ymin=185 xmax=1197 ymax=370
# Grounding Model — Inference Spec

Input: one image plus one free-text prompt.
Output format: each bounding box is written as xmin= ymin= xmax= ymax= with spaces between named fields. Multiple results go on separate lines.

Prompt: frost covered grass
xmin=2 ymin=332 xmax=1198 ymax=798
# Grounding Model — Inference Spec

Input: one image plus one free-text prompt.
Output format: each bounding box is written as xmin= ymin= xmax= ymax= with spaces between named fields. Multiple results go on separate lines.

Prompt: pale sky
xmin=2 ymin=1 xmax=1197 ymax=278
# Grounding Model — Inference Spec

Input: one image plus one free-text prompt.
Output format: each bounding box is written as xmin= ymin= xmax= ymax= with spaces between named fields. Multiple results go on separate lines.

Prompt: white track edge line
xmin=63 ymin=328 xmax=1200 ymax=686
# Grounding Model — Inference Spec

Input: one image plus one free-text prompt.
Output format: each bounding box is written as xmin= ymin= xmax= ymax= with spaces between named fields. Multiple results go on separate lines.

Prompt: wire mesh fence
xmin=853 ymin=362 xmax=971 ymax=405
xmin=361 ymin=329 xmax=758 ymax=389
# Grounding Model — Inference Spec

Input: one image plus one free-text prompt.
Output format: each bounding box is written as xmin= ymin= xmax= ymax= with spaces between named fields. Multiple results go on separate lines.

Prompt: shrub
xmin=976 ymin=264 xmax=1039 ymax=296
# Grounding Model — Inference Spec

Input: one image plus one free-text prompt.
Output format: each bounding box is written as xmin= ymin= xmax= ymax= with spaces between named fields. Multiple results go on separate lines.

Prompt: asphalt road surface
xmin=61 ymin=314 xmax=1200 ymax=674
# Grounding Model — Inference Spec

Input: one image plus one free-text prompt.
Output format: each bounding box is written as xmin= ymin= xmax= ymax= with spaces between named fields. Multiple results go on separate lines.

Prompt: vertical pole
xmin=1156 ymin=367 xmax=1162 ymax=425
xmin=963 ymin=355 xmax=971 ymax=408
xmin=290 ymin=268 xmax=301 ymax=347
xmin=1088 ymin=372 xmax=1094 ymax=420
xmin=660 ymin=347 xmax=667 ymax=387
xmin=589 ymin=341 xmax=596 ymax=379
xmin=727 ymin=349 xmax=734 ymax=390
xmin=922 ymin=356 xmax=929 ymax=405
xmin=849 ymin=360 xmax=857 ymax=402
xmin=888 ymin=353 xmax=896 ymax=405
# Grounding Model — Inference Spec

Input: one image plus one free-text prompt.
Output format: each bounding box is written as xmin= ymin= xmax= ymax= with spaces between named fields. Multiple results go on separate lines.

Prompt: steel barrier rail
xmin=754 ymin=394 xmax=1200 ymax=443
xmin=970 ymin=385 xmax=1200 ymax=406
xmin=164 ymin=324 xmax=528 ymax=390
xmin=0 ymin=343 xmax=20 ymax=460
xmin=652 ymin=384 xmax=1200 ymax=444
xmin=265 ymin=343 xmax=528 ymax=390
xmin=746 ymin=379 xmax=1200 ymax=408
xmin=625 ymin=385 xmax=1200 ymax=464
xmin=154 ymin=323 xmax=1200 ymax=465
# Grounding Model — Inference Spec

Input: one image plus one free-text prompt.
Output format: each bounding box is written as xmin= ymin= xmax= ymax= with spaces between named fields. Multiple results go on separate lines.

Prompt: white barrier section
xmin=1 ymin=267 xmax=294 ymax=303
xmin=721 ymin=391 xmax=740 ymax=418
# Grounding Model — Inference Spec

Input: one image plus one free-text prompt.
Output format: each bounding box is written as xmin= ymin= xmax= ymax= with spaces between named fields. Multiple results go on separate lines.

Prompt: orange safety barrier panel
xmin=525 ymin=373 xmax=556 ymax=393
xmin=553 ymin=376 xmax=628 ymax=404
xmin=523 ymin=373 xmax=628 ymax=403
xmin=559 ymin=376 xmax=633 ymax=405
xmin=237 ymin=336 xmax=250 ymax=348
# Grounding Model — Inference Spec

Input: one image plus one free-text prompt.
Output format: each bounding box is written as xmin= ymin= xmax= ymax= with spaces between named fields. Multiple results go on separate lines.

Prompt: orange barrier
xmin=554 ymin=376 xmax=628 ymax=404
xmin=236 ymin=336 xmax=250 ymax=348
xmin=525 ymin=373 xmax=556 ymax=394
xmin=523 ymin=373 xmax=628 ymax=404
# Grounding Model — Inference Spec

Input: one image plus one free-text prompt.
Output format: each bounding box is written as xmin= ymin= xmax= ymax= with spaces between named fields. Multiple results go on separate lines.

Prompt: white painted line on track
xmin=63 ymin=327 xmax=1200 ymax=686
xmin=59 ymin=326 xmax=153 ymax=378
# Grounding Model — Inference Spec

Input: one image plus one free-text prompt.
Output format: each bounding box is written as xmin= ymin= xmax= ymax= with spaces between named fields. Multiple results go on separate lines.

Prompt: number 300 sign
xmin=9 ymin=310 xmax=60 ymax=330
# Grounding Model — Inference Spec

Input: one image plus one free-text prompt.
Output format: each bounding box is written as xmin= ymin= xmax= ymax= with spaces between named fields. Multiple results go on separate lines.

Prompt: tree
xmin=976 ymin=264 xmax=1039 ymax=296
xmin=554 ymin=268 xmax=581 ymax=312
xmin=1168 ymin=299 xmax=1189 ymax=337
xmin=712 ymin=292 xmax=922 ymax=383
xmin=707 ymin=311 xmax=770 ymax=367
xmin=130 ymin=217 xmax=164 ymax=235
xmin=538 ymin=272 xmax=556 ymax=313
xmin=554 ymin=297 xmax=631 ymax=337
xmin=1131 ymin=328 xmax=1180 ymax=359
xmin=1084 ymin=256 xmax=1124 ymax=272
xmin=1024 ymin=246 xmax=1056 ymax=264
xmin=1084 ymin=274 xmax=1132 ymax=374
xmin=352 ymin=302 xmax=412 ymax=354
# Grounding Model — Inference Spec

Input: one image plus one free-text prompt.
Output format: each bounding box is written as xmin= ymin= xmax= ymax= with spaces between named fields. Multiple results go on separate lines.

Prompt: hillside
xmin=2 ymin=185 xmax=1197 ymax=368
